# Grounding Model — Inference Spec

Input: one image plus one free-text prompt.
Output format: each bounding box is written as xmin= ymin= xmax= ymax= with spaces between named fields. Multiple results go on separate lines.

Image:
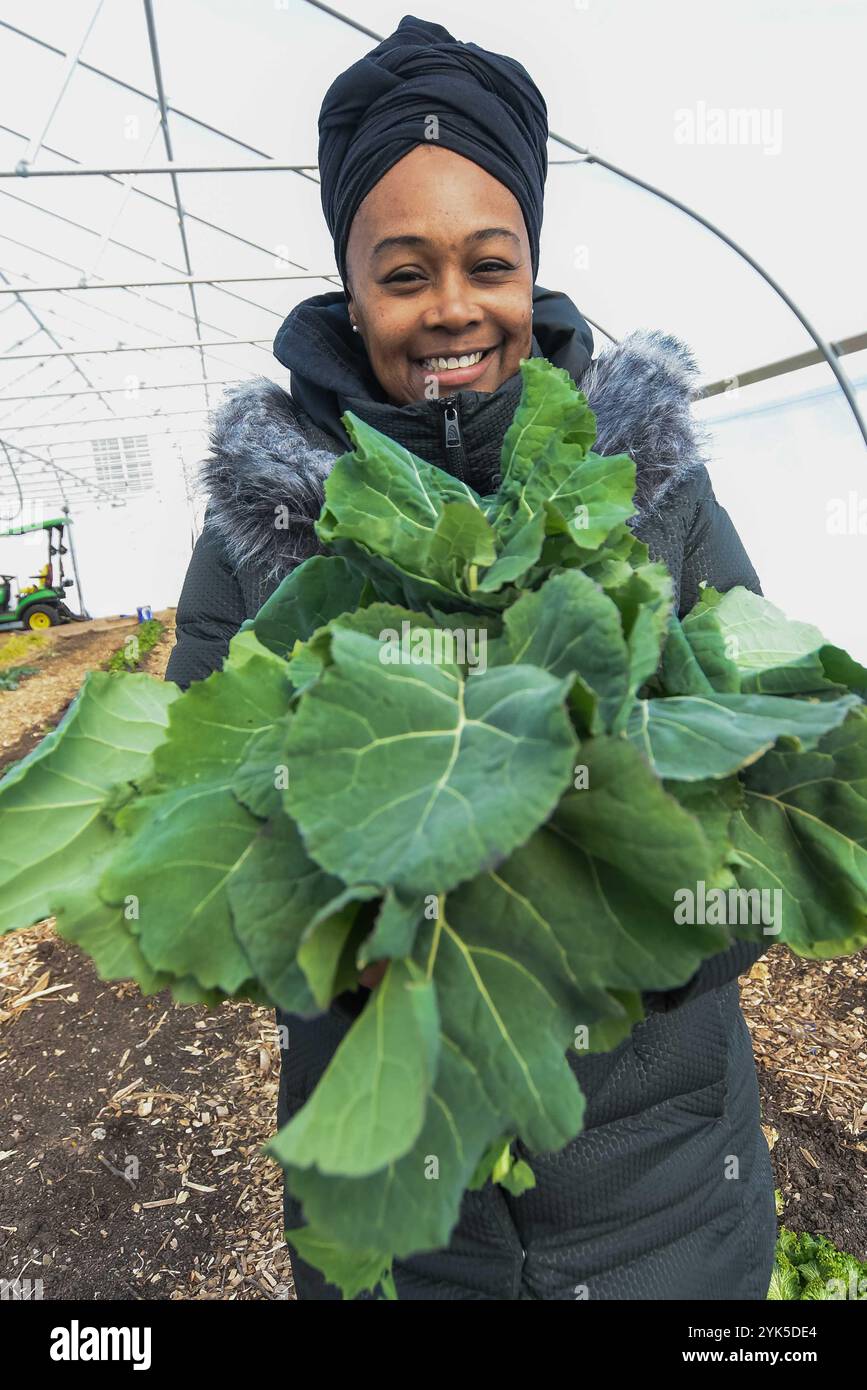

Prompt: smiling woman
xmin=344 ymin=144 xmax=534 ymax=403
xmin=163 ymin=12 xmax=776 ymax=1302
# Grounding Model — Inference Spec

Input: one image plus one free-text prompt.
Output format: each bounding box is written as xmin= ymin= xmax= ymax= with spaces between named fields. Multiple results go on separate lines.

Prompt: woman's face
xmin=345 ymin=144 xmax=534 ymax=405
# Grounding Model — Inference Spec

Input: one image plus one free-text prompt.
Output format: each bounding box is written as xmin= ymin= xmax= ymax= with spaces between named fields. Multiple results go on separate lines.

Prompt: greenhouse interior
xmin=0 ymin=0 xmax=864 ymax=1328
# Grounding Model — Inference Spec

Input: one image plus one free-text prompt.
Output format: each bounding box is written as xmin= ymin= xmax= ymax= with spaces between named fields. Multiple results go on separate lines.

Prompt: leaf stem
xmin=425 ymin=896 xmax=444 ymax=979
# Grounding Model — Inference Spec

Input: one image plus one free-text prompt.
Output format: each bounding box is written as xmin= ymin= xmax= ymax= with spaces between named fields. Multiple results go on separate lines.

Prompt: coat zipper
xmin=438 ymin=393 xmax=467 ymax=483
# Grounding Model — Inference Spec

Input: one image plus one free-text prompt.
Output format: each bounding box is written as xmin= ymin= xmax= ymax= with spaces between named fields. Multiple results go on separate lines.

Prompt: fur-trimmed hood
xmin=201 ymin=298 xmax=710 ymax=583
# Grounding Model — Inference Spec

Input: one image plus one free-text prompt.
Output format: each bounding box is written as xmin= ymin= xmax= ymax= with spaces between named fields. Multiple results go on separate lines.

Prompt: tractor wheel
xmin=23 ymin=605 xmax=58 ymax=630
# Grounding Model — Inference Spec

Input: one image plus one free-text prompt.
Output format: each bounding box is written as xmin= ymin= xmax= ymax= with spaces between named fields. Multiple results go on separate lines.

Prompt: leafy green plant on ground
xmin=0 ymin=663 xmax=41 ymax=691
xmin=1 ymin=358 xmax=866 ymax=1299
xmin=769 ymin=1229 xmax=867 ymax=1299
xmin=105 ymin=618 xmax=164 ymax=673
xmin=0 ymin=631 xmax=48 ymax=667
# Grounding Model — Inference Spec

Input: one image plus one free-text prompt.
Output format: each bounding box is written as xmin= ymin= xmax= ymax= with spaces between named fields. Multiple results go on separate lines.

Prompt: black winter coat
xmin=165 ymin=287 xmax=777 ymax=1300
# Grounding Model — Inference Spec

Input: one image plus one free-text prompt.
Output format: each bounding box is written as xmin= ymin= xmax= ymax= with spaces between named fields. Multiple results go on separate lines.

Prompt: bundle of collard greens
xmin=2 ymin=358 xmax=866 ymax=1299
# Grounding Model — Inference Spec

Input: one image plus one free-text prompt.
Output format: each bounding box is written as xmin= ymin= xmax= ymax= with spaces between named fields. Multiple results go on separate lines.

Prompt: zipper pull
xmin=438 ymin=393 xmax=466 ymax=482
xmin=442 ymin=396 xmax=462 ymax=449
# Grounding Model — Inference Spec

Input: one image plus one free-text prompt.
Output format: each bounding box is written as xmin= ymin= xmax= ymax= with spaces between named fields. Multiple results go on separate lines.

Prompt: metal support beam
xmin=7 ymin=425 xmax=209 ymax=452
xmin=0 ymin=19 xmax=323 ymax=188
xmin=0 ymin=272 xmax=335 ymax=294
xmin=3 ymin=406 xmax=214 ymax=430
xmin=0 ymin=178 xmax=319 ymax=350
xmin=699 ymin=332 xmax=867 ymax=400
xmin=0 ymin=244 xmax=275 ymax=377
xmin=62 ymin=503 xmax=91 ymax=618
xmin=0 ymin=437 xmax=119 ymax=501
xmin=0 ymin=379 xmax=242 ymax=403
xmin=6 ymin=338 xmax=273 ymax=360
xmin=15 ymin=0 xmax=105 ymax=173
xmin=0 ymin=267 xmax=119 ymax=418
xmin=0 ymin=270 xmax=269 ymax=388
xmin=0 ymin=120 xmax=337 ymax=286
xmin=0 ymin=437 xmax=24 ymax=519
xmin=548 ymin=143 xmax=867 ymax=450
xmin=83 ymin=109 xmax=164 ymax=283
xmin=3 ymin=160 xmax=319 ymax=178
xmin=141 ymin=0 xmax=210 ymax=411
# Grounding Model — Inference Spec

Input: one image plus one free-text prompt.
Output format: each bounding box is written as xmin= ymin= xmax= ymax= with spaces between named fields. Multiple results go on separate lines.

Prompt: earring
xmin=352 ymin=324 xmax=358 ymax=333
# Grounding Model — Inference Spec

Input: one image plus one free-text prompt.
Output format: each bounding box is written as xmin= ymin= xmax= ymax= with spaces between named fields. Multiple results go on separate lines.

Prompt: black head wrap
xmin=318 ymin=13 xmax=549 ymax=288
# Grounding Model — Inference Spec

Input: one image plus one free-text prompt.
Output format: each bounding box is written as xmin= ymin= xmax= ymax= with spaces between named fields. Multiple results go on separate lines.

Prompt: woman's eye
xmin=474 ymin=261 xmax=511 ymax=273
xmin=386 ymin=270 xmax=424 ymax=283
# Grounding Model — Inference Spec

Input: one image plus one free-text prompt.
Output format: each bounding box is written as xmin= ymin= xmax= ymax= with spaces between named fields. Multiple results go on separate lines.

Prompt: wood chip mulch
xmin=742 ymin=945 xmax=867 ymax=1257
xmin=0 ymin=922 xmax=295 ymax=1300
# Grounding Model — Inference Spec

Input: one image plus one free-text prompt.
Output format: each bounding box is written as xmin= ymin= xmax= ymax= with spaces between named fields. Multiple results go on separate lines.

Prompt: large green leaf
xmin=0 ymin=672 xmax=178 ymax=935
xmin=684 ymin=586 xmax=833 ymax=694
xmin=491 ymin=570 xmax=631 ymax=733
xmin=226 ymin=814 xmax=347 ymax=1015
xmin=277 ymin=1027 xmax=504 ymax=1262
xmin=99 ymin=783 xmax=261 ymax=991
xmin=151 ymin=648 xmax=292 ymax=784
xmin=271 ymin=958 xmax=440 ymax=1177
xmin=285 ymin=601 xmax=449 ymax=692
xmin=476 ymin=509 xmax=546 ymax=593
xmin=680 ymin=592 xmax=740 ymax=693
xmin=679 ymin=586 xmax=867 ymax=699
xmin=663 ymin=776 xmax=744 ymax=866
xmin=325 ymin=535 xmax=504 ymax=616
xmin=253 ymin=554 xmax=367 ymax=661
xmin=277 ymin=895 xmax=587 ymax=1258
xmin=540 ymin=447 xmax=637 ymax=551
xmin=283 ymin=1227 xmax=394 ymax=1301
xmin=627 ymin=691 xmax=860 ymax=780
xmin=447 ymin=814 xmax=729 ymax=1006
xmin=485 ymin=361 xmax=634 ymax=552
xmin=819 ymin=643 xmax=867 ymax=696
xmin=607 ymin=563 xmax=674 ymax=719
xmin=552 ymin=736 xmax=729 ymax=906
xmin=731 ymin=708 xmax=867 ymax=953
xmin=98 ymin=653 xmax=293 ymax=991
xmin=284 ymin=625 xmax=577 ymax=895
xmin=316 ymin=414 xmax=494 ymax=598
xmin=53 ymin=873 xmax=170 ymax=995
xmin=496 ymin=357 xmax=596 ymax=501
xmin=657 ymin=614 xmax=716 ymax=697
xmin=295 ymin=886 xmax=378 ymax=1007
xmin=416 ymin=912 xmax=587 ymax=1155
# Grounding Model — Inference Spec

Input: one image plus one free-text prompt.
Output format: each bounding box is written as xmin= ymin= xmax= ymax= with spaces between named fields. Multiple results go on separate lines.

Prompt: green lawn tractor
xmin=0 ymin=517 xmax=85 ymax=631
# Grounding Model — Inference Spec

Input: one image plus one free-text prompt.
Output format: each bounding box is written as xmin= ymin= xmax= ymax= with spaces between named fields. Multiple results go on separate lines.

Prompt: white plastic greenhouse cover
xmin=0 ymin=0 xmax=864 ymax=655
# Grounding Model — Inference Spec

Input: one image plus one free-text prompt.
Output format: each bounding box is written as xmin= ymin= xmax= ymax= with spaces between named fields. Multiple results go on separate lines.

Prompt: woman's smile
xmin=410 ymin=341 xmax=502 ymax=391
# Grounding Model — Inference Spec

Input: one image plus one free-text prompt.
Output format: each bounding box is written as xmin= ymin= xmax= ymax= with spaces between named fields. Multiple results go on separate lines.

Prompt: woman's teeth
xmin=420 ymin=349 xmax=486 ymax=371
